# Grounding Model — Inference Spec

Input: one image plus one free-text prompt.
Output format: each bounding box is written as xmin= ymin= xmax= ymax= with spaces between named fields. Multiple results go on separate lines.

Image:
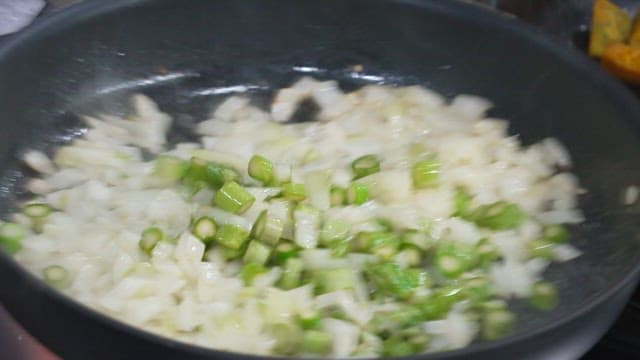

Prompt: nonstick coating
xmin=1 ymin=0 xmax=640 ymax=359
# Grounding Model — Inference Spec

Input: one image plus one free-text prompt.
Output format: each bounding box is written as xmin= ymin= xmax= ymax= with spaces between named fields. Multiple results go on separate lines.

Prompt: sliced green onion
xmin=482 ymin=309 xmax=516 ymax=341
xmin=183 ymin=158 xmax=239 ymax=192
xmin=43 ymin=265 xmax=71 ymax=289
xmin=301 ymin=330 xmax=332 ymax=355
xmin=411 ymin=158 xmax=440 ymax=189
xmin=248 ymin=155 xmax=275 ymax=185
xmin=527 ymin=239 xmax=556 ymax=260
xmin=213 ymin=181 xmax=255 ymax=214
xmin=462 ymin=274 xmax=494 ymax=303
xmin=346 ymin=182 xmax=370 ymax=205
xmin=329 ymin=238 xmax=352 ymax=258
xmin=297 ymin=311 xmax=323 ymax=330
xmin=314 ymin=267 xmax=356 ymax=294
xmin=375 ymin=218 xmax=394 ymax=232
xmin=22 ymin=203 xmax=53 ymax=218
xmin=252 ymin=210 xmax=283 ymax=246
xmin=0 ymin=223 xmax=25 ymax=254
xmin=241 ymin=263 xmax=268 ymax=285
xmin=435 ymin=242 xmax=478 ymax=278
xmin=272 ymin=242 xmax=300 ymax=265
xmin=401 ymin=230 xmax=433 ymax=251
xmin=365 ymin=262 xmax=429 ymax=300
xmin=395 ymin=247 xmax=422 ymax=267
xmin=192 ymin=216 xmax=217 ymax=245
xmin=529 ymin=281 xmax=559 ymax=310
xmin=278 ymin=257 xmax=304 ymax=290
xmin=371 ymin=306 xmax=424 ymax=333
xmin=542 ymin=224 xmax=569 ymax=244
xmin=243 ymin=240 xmax=272 ymax=265
xmin=330 ymin=185 xmax=346 ymax=206
xmin=351 ymin=154 xmax=381 ymax=180
xmin=139 ymin=227 xmax=164 ymax=254
xmin=417 ymin=286 xmax=465 ymax=320
xmin=214 ymin=224 xmax=250 ymax=250
xmin=220 ymin=245 xmax=246 ymax=260
xmin=153 ymin=155 xmax=188 ymax=182
xmin=453 ymin=187 xmax=473 ymax=217
xmin=281 ymin=183 xmax=308 ymax=202
xmin=382 ymin=336 xmax=416 ymax=357
xmin=471 ymin=201 xmax=525 ymax=230
xmin=476 ymin=238 xmax=500 ymax=266
xmin=271 ymin=323 xmax=302 ymax=355
xmin=353 ymin=231 xmax=399 ymax=256
xmin=320 ymin=219 xmax=351 ymax=245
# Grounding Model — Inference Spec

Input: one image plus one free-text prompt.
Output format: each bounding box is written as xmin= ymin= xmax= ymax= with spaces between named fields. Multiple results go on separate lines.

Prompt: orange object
xmin=601 ymin=43 xmax=640 ymax=84
xmin=629 ymin=15 xmax=640 ymax=47
xmin=589 ymin=0 xmax=632 ymax=57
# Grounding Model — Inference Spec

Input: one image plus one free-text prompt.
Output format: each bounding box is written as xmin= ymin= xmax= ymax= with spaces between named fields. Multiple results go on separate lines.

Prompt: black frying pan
xmin=1 ymin=0 xmax=640 ymax=359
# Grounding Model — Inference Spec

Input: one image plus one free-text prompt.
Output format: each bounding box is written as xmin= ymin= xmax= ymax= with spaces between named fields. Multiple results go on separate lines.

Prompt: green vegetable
xmin=139 ymin=227 xmax=164 ymax=255
xmin=320 ymin=219 xmax=351 ymax=245
xmin=351 ymin=154 xmax=381 ymax=180
xmin=529 ymin=281 xmax=559 ymax=310
xmin=192 ymin=216 xmax=217 ymax=245
xmin=476 ymin=238 xmax=500 ymax=266
xmin=43 ymin=265 xmax=71 ymax=289
xmin=417 ymin=286 xmax=465 ymax=320
xmin=542 ymin=225 xmax=569 ymax=244
xmin=22 ymin=203 xmax=53 ymax=218
xmin=252 ymin=210 xmax=283 ymax=246
xmin=272 ymin=242 xmax=300 ymax=265
xmin=371 ymin=306 xmax=424 ymax=333
xmin=271 ymin=323 xmax=302 ymax=355
xmin=248 ymin=155 xmax=275 ymax=184
xmin=527 ymin=239 xmax=556 ymax=260
xmin=482 ymin=309 xmax=516 ymax=341
xmin=243 ymin=240 xmax=272 ymax=265
xmin=153 ymin=155 xmax=188 ymax=182
xmin=281 ymin=183 xmax=308 ymax=202
xmin=395 ymin=247 xmax=422 ymax=267
xmin=462 ymin=274 xmax=495 ymax=303
xmin=301 ymin=331 xmax=332 ymax=355
xmin=471 ymin=201 xmax=525 ymax=230
xmin=354 ymin=231 xmax=400 ymax=260
xmin=411 ymin=158 xmax=440 ymax=188
xmin=279 ymin=257 xmax=304 ymax=290
xmin=220 ymin=245 xmax=246 ymax=260
xmin=297 ymin=311 xmax=323 ymax=330
xmin=435 ymin=242 xmax=478 ymax=278
xmin=382 ymin=336 xmax=416 ymax=357
xmin=453 ymin=187 xmax=473 ymax=217
xmin=213 ymin=181 xmax=255 ymax=214
xmin=214 ymin=224 xmax=250 ymax=250
xmin=314 ymin=267 xmax=356 ymax=294
xmin=330 ymin=185 xmax=346 ymax=206
xmin=0 ymin=222 xmax=26 ymax=254
xmin=346 ymin=182 xmax=370 ymax=205
xmin=183 ymin=158 xmax=239 ymax=192
xmin=365 ymin=262 xmax=429 ymax=299
xmin=401 ymin=230 xmax=432 ymax=251
xmin=241 ymin=263 xmax=268 ymax=285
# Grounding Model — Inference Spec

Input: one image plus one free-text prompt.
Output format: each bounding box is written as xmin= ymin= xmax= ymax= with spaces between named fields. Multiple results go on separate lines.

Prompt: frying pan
xmin=0 ymin=0 xmax=640 ymax=359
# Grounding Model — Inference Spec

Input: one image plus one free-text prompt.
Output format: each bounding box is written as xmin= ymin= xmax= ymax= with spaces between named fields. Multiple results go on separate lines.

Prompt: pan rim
xmin=1 ymin=0 xmax=640 ymax=359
